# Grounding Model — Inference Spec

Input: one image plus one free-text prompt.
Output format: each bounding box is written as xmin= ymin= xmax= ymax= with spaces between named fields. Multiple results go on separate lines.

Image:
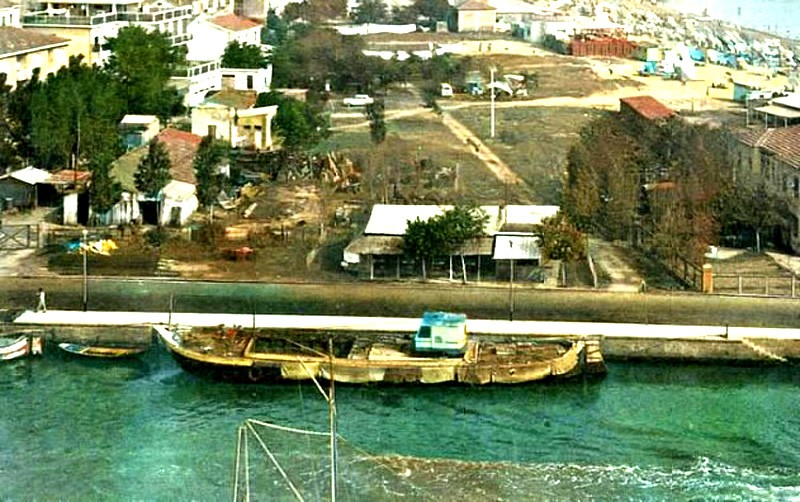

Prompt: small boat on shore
xmin=1 ymin=334 xmax=43 ymax=361
xmin=57 ymin=343 xmax=149 ymax=358
xmin=155 ymin=312 xmax=605 ymax=384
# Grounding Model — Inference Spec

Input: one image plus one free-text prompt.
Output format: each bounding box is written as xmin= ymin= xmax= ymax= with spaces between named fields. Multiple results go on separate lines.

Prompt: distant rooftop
xmin=456 ymin=0 xmax=495 ymax=11
xmin=0 ymin=27 xmax=68 ymax=58
xmin=208 ymin=13 xmax=261 ymax=32
xmin=619 ymin=95 xmax=675 ymax=121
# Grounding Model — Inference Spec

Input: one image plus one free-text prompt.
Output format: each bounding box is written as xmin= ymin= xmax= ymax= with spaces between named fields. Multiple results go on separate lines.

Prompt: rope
xmin=233 ymin=426 xmax=243 ymax=502
xmin=246 ymin=421 xmax=305 ymax=501
xmin=298 ymin=357 xmax=330 ymax=403
xmin=244 ymin=426 xmax=250 ymax=502
xmin=740 ymin=338 xmax=788 ymax=363
xmin=247 ymin=418 xmax=331 ymax=437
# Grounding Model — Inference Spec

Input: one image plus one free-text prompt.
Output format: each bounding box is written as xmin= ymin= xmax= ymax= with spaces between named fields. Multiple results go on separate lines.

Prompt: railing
xmin=173 ymin=59 xmax=221 ymax=78
xmin=23 ymin=6 xmax=191 ymax=27
xmin=713 ymin=273 xmax=799 ymax=297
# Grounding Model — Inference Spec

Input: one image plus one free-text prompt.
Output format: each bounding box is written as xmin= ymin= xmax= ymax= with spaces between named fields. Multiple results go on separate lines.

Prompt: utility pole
xmin=490 ymin=67 xmax=496 ymax=138
xmin=82 ymin=229 xmax=88 ymax=311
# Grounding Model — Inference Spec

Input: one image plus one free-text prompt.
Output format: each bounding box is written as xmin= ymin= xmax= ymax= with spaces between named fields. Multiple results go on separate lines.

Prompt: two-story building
xmin=733 ymin=125 xmax=800 ymax=251
xmin=0 ymin=27 xmax=70 ymax=88
xmin=22 ymin=0 xmax=193 ymax=65
xmin=190 ymin=89 xmax=276 ymax=150
xmin=186 ymin=13 xmax=262 ymax=62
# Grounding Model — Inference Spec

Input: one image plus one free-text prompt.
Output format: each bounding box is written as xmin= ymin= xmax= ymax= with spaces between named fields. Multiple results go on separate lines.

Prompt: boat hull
xmin=57 ymin=343 xmax=149 ymax=358
xmin=0 ymin=335 xmax=43 ymax=361
xmin=155 ymin=326 xmax=605 ymax=385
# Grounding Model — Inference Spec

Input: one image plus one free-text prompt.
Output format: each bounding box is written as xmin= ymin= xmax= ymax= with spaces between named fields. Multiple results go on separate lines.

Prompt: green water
xmin=2 ymin=347 xmax=800 ymax=500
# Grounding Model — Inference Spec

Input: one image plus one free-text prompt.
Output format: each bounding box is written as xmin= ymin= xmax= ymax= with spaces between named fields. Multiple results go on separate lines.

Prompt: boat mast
xmin=328 ymin=337 xmax=337 ymax=502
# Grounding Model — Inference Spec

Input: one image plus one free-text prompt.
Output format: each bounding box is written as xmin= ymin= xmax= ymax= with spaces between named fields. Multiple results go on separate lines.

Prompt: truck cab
xmin=413 ymin=311 xmax=468 ymax=356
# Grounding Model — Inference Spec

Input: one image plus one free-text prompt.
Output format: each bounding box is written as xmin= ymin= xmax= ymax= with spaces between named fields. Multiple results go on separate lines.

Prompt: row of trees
xmin=271 ymin=0 xmax=450 ymax=26
xmin=563 ymin=113 xmax=790 ymax=263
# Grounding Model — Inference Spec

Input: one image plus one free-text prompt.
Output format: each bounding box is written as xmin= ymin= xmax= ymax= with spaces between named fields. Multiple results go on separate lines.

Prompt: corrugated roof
xmin=754 ymin=105 xmax=800 ymax=119
xmin=620 ymin=95 xmax=675 ymax=121
xmin=343 ymin=235 xmax=494 ymax=258
xmin=736 ymin=126 xmax=800 ymax=169
xmin=493 ymin=234 xmax=541 ymax=260
xmin=772 ymin=94 xmax=800 ymax=111
xmin=363 ymin=204 xmax=503 ymax=236
xmin=457 ymin=0 xmax=495 ymax=10
xmin=503 ymin=205 xmax=559 ymax=226
xmin=1 ymin=166 xmax=51 ymax=185
xmin=120 ymin=114 xmax=159 ymax=126
xmin=208 ymin=13 xmax=261 ymax=32
xmin=0 ymin=27 xmax=69 ymax=58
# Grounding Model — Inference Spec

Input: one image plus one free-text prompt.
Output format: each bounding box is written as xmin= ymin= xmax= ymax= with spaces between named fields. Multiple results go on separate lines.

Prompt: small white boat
xmin=0 ymin=335 xmax=43 ymax=361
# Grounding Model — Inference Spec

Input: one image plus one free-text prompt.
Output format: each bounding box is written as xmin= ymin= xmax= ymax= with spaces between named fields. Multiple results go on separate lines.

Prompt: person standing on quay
xmin=36 ymin=288 xmax=46 ymax=313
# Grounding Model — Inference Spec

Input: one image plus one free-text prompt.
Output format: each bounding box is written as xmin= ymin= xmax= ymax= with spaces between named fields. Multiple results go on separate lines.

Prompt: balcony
xmin=22 ymin=5 xmax=192 ymax=27
xmin=173 ymin=60 xmax=221 ymax=79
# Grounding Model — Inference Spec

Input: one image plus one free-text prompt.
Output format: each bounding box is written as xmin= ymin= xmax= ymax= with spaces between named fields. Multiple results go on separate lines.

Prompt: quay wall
xmin=601 ymin=337 xmax=800 ymax=363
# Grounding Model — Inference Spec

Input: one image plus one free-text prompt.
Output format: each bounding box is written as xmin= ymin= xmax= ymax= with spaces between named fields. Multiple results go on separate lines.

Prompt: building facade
xmin=0 ymin=27 xmax=69 ymax=87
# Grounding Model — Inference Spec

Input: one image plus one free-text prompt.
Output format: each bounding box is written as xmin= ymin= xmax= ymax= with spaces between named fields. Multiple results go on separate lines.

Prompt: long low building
xmin=342 ymin=204 xmax=559 ymax=280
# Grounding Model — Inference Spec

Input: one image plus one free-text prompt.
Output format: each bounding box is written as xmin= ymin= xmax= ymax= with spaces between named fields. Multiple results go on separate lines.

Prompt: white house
xmin=186 ymin=13 xmax=262 ymax=61
xmin=191 ymin=89 xmax=276 ymax=150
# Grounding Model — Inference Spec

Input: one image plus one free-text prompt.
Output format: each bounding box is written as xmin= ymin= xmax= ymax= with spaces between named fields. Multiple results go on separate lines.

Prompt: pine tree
xmin=135 ymin=139 xmax=171 ymax=224
xmin=193 ymin=136 xmax=226 ymax=218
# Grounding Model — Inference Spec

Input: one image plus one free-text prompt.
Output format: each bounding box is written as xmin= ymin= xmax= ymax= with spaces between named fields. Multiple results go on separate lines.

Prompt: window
xmin=207 ymin=124 xmax=217 ymax=137
xmin=246 ymin=75 xmax=253 ymax=89
xmin=417 ymin=326 xmax=431 ymax=339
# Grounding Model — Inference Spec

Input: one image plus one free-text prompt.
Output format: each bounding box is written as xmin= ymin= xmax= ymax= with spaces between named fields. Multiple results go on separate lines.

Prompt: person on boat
xmin=36 ymin=288 xmax=46 ymax=313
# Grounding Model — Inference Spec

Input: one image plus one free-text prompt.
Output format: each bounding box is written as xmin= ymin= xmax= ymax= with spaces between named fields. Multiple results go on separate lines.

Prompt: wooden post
xmin=477 ymin=255 xmax=481 ymax=283
xmin=738 ymin=275 xmax=743 ymax=295
xmin=765 ymin=277 xmax=770 ymax=296
xmin=396 ymin=255 xmax=400 ymax=280
xmin=792 ymin=276 xmax=796 ymax=298
xmin=369 ymin=255 xmax=374 ymax=281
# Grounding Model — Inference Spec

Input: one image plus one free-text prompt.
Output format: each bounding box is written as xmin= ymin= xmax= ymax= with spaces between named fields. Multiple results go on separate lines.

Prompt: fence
xmin=712 ymin=274 xmax=799 ymax=297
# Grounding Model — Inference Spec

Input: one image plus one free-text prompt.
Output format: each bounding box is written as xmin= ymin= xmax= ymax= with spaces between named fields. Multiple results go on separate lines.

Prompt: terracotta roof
xmin=49 ymin=170 xmax=92 ymax=186
xmin=619 ymin=95 xmax=675 ymax=121
xmin=208 ymin=13 xmax=261 ymax=32
xmin=111 ymin=128 xmax=201 ymax=191
xmin=456 ymin=0 xmax=496 ymax=10
xmin=736 ymin=126 xmax=800 ymax=169
xmin=203 ymin=89 xmax=258 ymax=109
xmin=0 ymin=27 xmax=69 ymax=58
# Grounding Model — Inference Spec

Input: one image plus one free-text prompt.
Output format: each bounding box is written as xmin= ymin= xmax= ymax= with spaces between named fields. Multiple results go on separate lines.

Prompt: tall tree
xmin=352 ymin=0 xmax=389 ymax=24
xmin=413 ymin=0 xmax=450 ymax=23
xmin=437 ymin=205 xmax=488 ymax=282
xmin=365 ymin=100 xmax=386 ymax=145
xmin=221 ymin=41 xmax=270 ymax=69
xmin=29 ymin=55 xmax=123 ymax=169
xmin=193 ymin=135 xmax=227 ymax=219
xmin=105 ymin=26 xmax=185 ymax=120
xmin=532 ymin=213 xmax=587 ymax=262
xmin=88 ymin=153 xmax=123 ymax=224
xmin=135 ymin=139 xmax=171 ymax=224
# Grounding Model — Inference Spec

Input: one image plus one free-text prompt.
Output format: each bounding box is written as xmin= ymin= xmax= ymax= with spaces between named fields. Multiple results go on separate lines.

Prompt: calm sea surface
xmin=662 ymin=0 xmax=800 ymax=39
xmin=2 ymin=347 xmax=800 ymax=500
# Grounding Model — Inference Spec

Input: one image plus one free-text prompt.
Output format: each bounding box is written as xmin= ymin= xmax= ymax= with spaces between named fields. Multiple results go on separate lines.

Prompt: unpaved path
xmin=588 ymin=237 xmax=642 ymax=292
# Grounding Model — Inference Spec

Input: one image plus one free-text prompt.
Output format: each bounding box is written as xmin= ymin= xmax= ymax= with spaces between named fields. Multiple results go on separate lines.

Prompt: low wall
xmin=1 ymin=324 xmax=151 ymax=346
xmin=602 ymin=336 xmax=800 ymax=363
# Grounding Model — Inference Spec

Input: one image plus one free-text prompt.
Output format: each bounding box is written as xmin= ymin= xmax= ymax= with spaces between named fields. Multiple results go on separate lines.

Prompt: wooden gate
xmin=0 ymin=224 xmax=39 ymax=250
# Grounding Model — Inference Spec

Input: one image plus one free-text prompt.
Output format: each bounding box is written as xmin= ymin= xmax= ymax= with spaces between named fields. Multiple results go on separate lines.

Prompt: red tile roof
xmin=619 ymin=96 xmax=675 ymax=121
xmin=737 ymin=126 xmax=800 ymax=169
xmin=156 ymin=128 xmax=203 ymax=184
xmin=0 ymin=27 xmax=69 ymax=58
xmin=49 ymin=170 xmax=92 ymax=186
xmin=456 ymin=0 xmax=495 ymax=10
xmin=209 ymin=13 xmax=261 ymax=32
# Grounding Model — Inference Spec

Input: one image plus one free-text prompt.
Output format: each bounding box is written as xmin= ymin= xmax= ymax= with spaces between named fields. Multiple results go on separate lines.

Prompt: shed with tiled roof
xmin=453 ymin=0 xmax=496 ymax=32
xmin=619 ymin=96 xmax=675 ymax=122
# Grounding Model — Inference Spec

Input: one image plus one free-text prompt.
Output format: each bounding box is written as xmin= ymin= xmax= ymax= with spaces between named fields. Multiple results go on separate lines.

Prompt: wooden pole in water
xmin=168 ymin=294 xmax=174 ymax=328
xmin=328 ymin=338 xmax=337 ymax=502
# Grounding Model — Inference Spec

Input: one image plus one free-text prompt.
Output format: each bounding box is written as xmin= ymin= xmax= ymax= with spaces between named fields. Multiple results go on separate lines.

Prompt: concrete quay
xmin=10 ymin=310 xmax=800 ymax=363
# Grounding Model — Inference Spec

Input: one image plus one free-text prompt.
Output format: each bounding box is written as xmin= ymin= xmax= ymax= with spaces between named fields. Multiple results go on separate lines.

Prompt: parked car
xmin=342 ymin=94 xmax=374 ymax=107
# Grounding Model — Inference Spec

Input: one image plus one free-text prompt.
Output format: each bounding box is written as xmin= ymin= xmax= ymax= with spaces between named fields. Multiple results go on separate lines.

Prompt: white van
xmin=440 ymin=83 xmax=453 ymax=97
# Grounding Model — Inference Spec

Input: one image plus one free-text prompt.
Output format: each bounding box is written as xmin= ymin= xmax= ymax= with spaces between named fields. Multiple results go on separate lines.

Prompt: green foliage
xmin=532 ymin=213 xmax=587 ymax=262
xmin=263 ymin=9 xmax=289 ymax=45
xmin=365 ymin=100 xmax=386 ymax=145
xmin=256 ymin=91 xmax=329 ymax=151
xmin=222 ymin=41 xmax=269 ymax=69
xmin=715 ymin=177 xmax=791 ymax=252
xmin=402 ymin=206 xmax=487 ymax=264
xmin=413 ymin=0 xmax=450 ymax=22
xmin=352 ymin=0 xmax=389 ymax=24
xmin=105 ymin=26 xmax=185 ymax=120
xmin=135 ymin=139 xmax=171 ymax=197
xmin=88 ymin=156 xmax=123 ymax=218
xmin=30 ymin=56 xmax=124 ymax=169
xmin=194 ymin=135 xmax=227 ymax=209
xmin=282 ymin=0 xmax=347 ymax=22
xmin=541 ymin=35 xmax=568 ymax=55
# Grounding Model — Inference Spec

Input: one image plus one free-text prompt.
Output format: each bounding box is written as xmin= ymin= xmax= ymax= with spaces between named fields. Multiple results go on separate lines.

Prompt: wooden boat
xmin=0 ymin=334 xmax=43 ymax=361
xmin=57 ymin=343 xmax=149 ymax=358
xmin=155 ymin=313 xmax=605 ymax=385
